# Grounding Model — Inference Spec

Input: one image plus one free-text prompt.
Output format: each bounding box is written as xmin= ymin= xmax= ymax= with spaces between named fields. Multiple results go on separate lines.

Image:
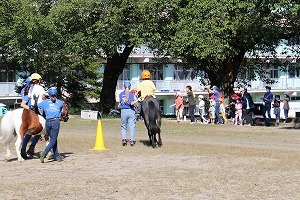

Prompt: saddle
xmin=144 ymin=95 xmax=154 ymax=99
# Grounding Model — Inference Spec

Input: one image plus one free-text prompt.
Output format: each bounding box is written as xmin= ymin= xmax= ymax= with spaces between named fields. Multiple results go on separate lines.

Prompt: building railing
xmin=1 ymin=77 xmax=300 ymax=98
xmin=249 ymin=77 xmax=300 ymax=90
xmin=117 ymin=77 xmax=300 ymax=92
xmin=0 ymin=82 xmax=19 ymax=96
xmin=116 ymin=80 xmax=204 ymax=92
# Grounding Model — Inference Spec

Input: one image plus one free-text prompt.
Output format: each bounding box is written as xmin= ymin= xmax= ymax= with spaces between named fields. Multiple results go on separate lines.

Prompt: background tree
xmin=95 ymin=0 xmax=173 ymax=114
xmin=0 ymin=0 xmax=102 ymax=113
xmin=151 ymin=0 xmax=300 ymax=96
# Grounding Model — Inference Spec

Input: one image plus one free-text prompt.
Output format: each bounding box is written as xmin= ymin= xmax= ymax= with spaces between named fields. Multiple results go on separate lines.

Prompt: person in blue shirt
xmin=119 ymin=81 xmax=138 ymax=146
xmin=20 ymin=77 xmax=41 ymax=159
xmin=38 ymin=87 xmax=64 ymax=162
xmin=205 ymin=85 xmax=223 ymax=124
xmin=20 ymin=77 xmax=32 ymax=99
xmin=260 ymin=86 xmax=273 ymax=127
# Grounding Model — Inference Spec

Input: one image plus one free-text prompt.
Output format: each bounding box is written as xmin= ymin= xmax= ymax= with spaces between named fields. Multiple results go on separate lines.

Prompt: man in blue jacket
xmin=260 ymin=86 xmax=273 ymax=127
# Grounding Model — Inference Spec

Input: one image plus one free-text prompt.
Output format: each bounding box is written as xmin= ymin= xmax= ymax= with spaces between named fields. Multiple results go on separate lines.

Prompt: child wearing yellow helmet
xmin=136 ymin=69 xmax=156 ymax=100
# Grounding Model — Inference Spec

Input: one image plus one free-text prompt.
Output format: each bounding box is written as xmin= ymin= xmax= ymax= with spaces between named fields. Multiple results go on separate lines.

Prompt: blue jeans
xmin=262 ymin=105 xmax=271 ymax=126
xmin=215 ymin=102 xmax=223 ymax=123
xmin=121 ymin=109 xmax=136 ymax=141
xmin=22 ymin=134 xmax=40 ymax=149
xmin=284 ymin=109 xmax=289 ymax=119
xmin=44 ymin=119 xmax=60 ymax=159
xmin=274 ymin=107 xmax=280 ymax=123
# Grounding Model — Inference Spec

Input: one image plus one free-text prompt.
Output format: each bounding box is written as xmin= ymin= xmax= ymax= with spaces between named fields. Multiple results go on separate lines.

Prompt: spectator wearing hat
xmin=170 ymin=92 xmax=184 ymax=123
xmin=196 ymin=95 xmax=208 ymax=124
xmin=260 ymin=86 xmax=273 ymax=126
xmin=119 ymin=81 xmax=138 ymax=146
xmin=241 ymin=88 xmax=255 ymax=126
xmin=282 ymin=92 xmax=290 ymax=123
xmin=205 ymin=85 xmax=223 ymax=124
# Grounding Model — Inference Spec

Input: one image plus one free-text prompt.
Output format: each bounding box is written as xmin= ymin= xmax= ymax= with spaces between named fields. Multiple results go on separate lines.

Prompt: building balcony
xmin=0 ymin=82 xmax=19 ymax=97
xmin=117 ymin=77 xmax=300 ymax=94
xmin=248 ymin=77 xmax=300 ymax=91
xmin=116 ymin=79 xmax=205 ymax=92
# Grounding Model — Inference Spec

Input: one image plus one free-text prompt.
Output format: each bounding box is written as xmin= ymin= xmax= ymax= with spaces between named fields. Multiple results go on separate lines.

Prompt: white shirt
xmin=28 ymin=84 xmax=46 ymax=105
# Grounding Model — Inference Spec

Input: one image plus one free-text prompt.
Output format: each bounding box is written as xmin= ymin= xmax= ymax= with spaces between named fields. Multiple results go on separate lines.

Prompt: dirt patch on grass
xmin=0 ymin=117 xmax=299 ymax=199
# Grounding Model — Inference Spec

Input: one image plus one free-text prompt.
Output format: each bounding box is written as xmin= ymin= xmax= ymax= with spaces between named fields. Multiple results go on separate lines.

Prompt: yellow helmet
xmin=30 ymin=73 xmax=42 ymax=80
xmin=141 ymin=69 xmax=151 ymax=79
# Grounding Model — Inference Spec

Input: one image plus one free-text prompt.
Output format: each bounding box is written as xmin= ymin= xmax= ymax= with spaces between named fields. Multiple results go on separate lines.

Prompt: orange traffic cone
xmin=90 ymin=120 xmax=108 ymax=150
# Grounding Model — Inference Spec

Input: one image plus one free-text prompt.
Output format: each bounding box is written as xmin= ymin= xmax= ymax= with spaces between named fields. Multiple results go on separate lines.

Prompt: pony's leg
xmin=148 ymin=130 xmax=152 ymax=146
xmin=151 ymin=133 xmax=157 ymax=148
xmin=4 ymin=132 xmax=15 ymax=161
xmin=14 ymin=135 xmax=24 ymax=162
xmin=157 ymin=131 xmax=163 ymax=147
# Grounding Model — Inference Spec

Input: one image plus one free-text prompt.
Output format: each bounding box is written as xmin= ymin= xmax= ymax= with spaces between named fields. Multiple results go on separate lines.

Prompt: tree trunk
xmin=99 ymin=46 xmax=134 ymax=114
xmin=206 ymin=51 xmax=245 ymax=98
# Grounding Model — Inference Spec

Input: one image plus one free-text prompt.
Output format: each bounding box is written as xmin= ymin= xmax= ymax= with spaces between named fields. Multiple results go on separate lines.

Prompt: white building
xmin=1 ymin=44 xmax=300 ymax=118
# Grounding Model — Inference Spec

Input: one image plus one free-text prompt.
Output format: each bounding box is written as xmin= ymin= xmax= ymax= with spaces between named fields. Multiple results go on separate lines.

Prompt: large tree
xmin=0 ymin=0 xmax=102 ymax=112
xmin=95 ymin=0 xmax=172 ymax=114
xmin=151 ymin=0 xmax=300 ymax=95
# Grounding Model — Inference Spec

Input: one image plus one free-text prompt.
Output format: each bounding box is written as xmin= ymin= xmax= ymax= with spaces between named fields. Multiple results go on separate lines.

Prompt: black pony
xmin=141 ymin=97 xmax=162 ymax=148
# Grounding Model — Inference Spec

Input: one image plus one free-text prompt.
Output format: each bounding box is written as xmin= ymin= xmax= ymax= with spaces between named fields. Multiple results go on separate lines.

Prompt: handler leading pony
xmin=141 ymin=97 xmax=162 ymax=148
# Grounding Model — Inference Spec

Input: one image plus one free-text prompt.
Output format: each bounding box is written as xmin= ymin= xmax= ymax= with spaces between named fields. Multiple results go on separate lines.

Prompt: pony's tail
xmin=0 ymin=111 xmax=15 ymax=143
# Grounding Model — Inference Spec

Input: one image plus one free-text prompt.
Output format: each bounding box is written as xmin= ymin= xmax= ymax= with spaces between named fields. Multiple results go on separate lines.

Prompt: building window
xmin=269 ymin=66 xmax=278 ymax=78
xmin=139 ymin=64 xmax=163 ymax=80
xmin=119 ymin=64 xmax=130 ymax=80
xmin=0 ymin=69 xmax=15 ymax=82
xmin=289 ymin=68 xmax=300 ymax=78
xmin=174 ymin=65 xmax=192 ymax=80
xmin=291 ymin=96 xmax=300 ymax=101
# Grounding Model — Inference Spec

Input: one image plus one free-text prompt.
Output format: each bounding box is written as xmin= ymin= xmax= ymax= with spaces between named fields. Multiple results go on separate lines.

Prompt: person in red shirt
xmin=170 ymin=92 xmax=184 ymax=123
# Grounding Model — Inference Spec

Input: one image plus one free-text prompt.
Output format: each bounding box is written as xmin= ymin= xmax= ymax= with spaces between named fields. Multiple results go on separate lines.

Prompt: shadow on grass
xmin=139 ymin=140 xmax=151 ymax=147
xmin=278 ymin=126 xmax=300 ymax=130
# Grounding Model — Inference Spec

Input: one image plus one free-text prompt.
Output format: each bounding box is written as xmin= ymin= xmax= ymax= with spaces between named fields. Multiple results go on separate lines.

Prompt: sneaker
xmin=190 ymin=122 xmax=196 ymax=124
xmin=122 ymin=139 xmax=127 ymax=146
xmin=130 ymin=140 xmax=136 ymax=146
xmin=55 ymin=156 xmax=63 ymax=162
xmin=40 ymin=151 xmax=45 ymax=163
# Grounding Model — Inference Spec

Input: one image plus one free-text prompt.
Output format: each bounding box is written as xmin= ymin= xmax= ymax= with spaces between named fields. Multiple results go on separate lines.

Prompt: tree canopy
xmin=0 ymin=0 xmax=299 ymax=113
xmin=150 ymin=0 xmax=300 ymax=94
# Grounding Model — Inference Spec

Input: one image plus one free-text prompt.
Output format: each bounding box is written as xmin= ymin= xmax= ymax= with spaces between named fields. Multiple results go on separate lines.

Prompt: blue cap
xmin=48 ymin=87 xmax=58 ymax=96
xmin=24 ymin=77 xmax=32 ymax=88
xmin=25 ymin=77 xmax=31 ymax=84
xmin=212 ymin=85 xmax=218 ymax=90
xmin=124 ymin=81 xmax=131 ymax=88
